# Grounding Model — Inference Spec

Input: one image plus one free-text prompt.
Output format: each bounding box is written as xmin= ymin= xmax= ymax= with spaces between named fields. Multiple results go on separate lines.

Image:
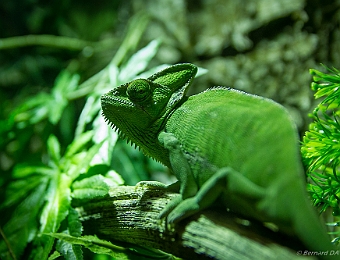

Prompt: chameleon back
xmin=165 ymin=87 xmax=302 ymax=189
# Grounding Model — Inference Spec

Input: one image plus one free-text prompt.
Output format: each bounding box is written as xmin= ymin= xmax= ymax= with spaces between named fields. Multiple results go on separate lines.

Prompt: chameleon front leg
xmin=159 ymin=131 xmax=266 ymax=224
xmin=158 ymin=131 xmax=198 ymax=199
xmin=158 ymin=131 xmax=198 ymax=220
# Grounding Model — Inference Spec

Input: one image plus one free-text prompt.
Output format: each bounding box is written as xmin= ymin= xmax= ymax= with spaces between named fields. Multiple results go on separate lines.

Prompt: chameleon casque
xmin=101 ymin=63 xmax=336 ymax=256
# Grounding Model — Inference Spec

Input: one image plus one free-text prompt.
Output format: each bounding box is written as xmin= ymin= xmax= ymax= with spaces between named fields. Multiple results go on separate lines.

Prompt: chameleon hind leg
xmin=158 ymin=131 xmax=266 ymax=224
xmin=164 ymin=166 xmax=266 ymax=223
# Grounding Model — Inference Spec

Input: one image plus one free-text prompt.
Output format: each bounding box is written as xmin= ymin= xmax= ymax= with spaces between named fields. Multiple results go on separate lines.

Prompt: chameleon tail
xmin=292 ymin=193 xmax=339 ymax=260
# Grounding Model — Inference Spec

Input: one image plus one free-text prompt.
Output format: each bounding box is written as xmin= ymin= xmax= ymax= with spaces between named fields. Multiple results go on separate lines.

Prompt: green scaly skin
xmin=101 ymin=63 xmax=338 ymax=258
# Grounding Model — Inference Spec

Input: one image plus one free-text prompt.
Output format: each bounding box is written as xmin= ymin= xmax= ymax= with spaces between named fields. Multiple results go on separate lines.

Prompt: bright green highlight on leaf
xmin=72 ymin=173 xmax=123 ymax=199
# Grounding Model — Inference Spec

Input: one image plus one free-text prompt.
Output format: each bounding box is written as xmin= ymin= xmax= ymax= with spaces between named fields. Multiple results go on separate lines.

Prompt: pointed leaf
xmin=72 ymin=174 xmax=117 ymax=200
xmin=119 ymin=40 xmax=161 ymax=82
xmin=68 ymin=208 xmax=83 ymax=237
xmin=92 ymin=112 xmax=118 ymax=165
xmin=46 ymin=234 xmax=128 ymax=259
xmin=31 ymin=174 xmax=72 ymax=260
xmin=75 ymin=95 xmax=100 ymax=138
xmin=49 ymin=71 xmax=80 ymax=125
xmin=64 ymin=131 xmax=94 ymax=158
xmin=11 ymin=92 xmax=51 ymax=125
xmin=56 ymin=237 xmax=83 ymax=260
xmin=0 ymin=174 xmax=46 ymax=210
xmin=66 ymin=141 xmax=103 ymax=181
xmin=12 ymin=164 xmax=54 ymax=178
xmin=40 ymin=174 xmax=72 ymax=234
xmin=46 ymin=233 xmax=174 ymax=260
xmin=0 ymin=178 xmax=49 ymax=260
xmin=47 ymin=135 xmax=61 ymax=165
xmin=48 ymin=251 xmax=61 ymax=260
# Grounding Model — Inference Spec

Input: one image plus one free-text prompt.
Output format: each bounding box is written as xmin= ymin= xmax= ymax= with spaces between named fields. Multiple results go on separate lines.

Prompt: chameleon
xmin=101 ymin=63 xmax=337 ymax=256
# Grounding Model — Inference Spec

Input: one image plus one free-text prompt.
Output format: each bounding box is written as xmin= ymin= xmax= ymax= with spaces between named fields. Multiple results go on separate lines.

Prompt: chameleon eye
xmin=127 ymin=79 xmax=152 ymax=103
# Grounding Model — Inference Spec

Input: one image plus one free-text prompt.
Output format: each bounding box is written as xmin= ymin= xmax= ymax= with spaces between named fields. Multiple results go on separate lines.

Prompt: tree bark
xmin=75 ymin=184 xmax=315 ymax=260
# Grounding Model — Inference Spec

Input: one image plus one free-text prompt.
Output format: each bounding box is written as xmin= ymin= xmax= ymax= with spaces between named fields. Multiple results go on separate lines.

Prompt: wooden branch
xmin=75 ymin=185 xmax=315 ymax=260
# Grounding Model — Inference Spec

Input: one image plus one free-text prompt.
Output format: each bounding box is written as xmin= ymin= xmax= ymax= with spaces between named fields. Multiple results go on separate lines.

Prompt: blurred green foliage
xmin=0 ymin=7 xmax=169 ymax=259
xmin=1 ymin=0 xmax=340 ymax=259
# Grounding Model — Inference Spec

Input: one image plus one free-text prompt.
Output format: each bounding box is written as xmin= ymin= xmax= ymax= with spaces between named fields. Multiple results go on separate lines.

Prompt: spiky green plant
xmin=301 ymin=66 xmax=340 ymax=224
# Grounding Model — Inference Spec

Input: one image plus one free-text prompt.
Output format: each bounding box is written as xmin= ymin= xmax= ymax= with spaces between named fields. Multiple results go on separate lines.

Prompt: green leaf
xmin=75 ymin=95 xmax=100 ymax=138
xmin=119 ymin=39 xmax=161 ymax=82
xmin=40 ymin=174 xmax=72 ymax=233
xmin=111 ymin=12 xmax=150 ymax=67
xmin=0 ymin=174 xmax=46 ymax=210
xmin=49 ymin=71 xmax=80 ymax=125
xmin=92 ymin=111 xmax=118 ymax=165
xmin=46 ymin=234 xmax=128 ymax=259
xmin=110 ymin=140 xmax=163 ymax=185
xmin=46 ymin=233 xmax=176 ymax=260
xmin=48 ymin=135 xmax=61 ymax=165
xmin=105 ymin=170 xmax=124 ymax=186
xmin=48 ymin=250 xmax=61 ymax=260
xmin=8 ymin=70 xmax=80 ymax=128
xmin=29 ymin=236 xmax=55 ymax=260
xmin=0 ymin=178 xmax=49 ymax=260
xmin=56 ymin=235 xmax=83 ymax=260
xmin=11 ymin=92 xmax=52 ymax=126
xmin=64 ymin=131 xmax=94 ymax=158
xmin=30 ymin=173 xmax=72 ymax=260
xmin=54 ymin=70 xmax=80 ymax=94
xmin=66 ymin=141 xmax=103 ymax=181
xmin=310 ymin=68 xmax=340 ymax=85
xmin=68 ymin=208 xmax=83 ymax=237
xmin=108 ymin=62 xmax=119 ymax=87
xmin=72 ymin=174 xmax=118 ymax=200
xmin=12 ymin=164 xmax=55 ymax=178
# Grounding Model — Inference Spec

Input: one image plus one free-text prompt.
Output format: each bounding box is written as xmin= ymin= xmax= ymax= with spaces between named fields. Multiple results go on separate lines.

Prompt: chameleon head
xmin=101 ymin=63 xmax=197 ymax=159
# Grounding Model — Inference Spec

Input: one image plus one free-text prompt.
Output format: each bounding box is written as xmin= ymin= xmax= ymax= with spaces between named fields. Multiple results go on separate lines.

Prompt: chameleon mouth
xmin=101 ymin=91 xmax=134 ymax=108
xmin=100 ymin=92 xmax=136 ymax=130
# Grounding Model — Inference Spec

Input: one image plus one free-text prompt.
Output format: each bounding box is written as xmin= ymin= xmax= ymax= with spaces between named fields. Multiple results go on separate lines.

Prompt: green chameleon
xmin=101 ymin=63 xmax=336 ymax=256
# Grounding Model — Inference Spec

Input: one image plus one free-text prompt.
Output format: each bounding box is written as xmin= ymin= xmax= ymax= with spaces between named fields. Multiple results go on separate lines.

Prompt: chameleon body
xmin=101 ymin=63 xmax=335 ymax=255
